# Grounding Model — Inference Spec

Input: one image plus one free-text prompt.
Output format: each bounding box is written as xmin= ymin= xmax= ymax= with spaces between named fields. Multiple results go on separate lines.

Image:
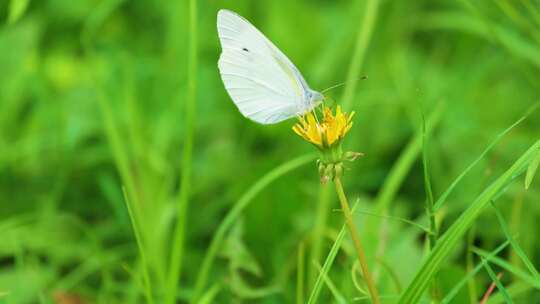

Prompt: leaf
xmin=8 ymin=0 xmax=30 ymax=24
xmin=229 ymin=270 xmax=280 ymax=299
xmin=221 ymin=220 xmax=263 ymax=277
xmin=224 ymin=221 xmax=279 ymax=300
xmin=525 ymin=148 xmax=540 ymax=189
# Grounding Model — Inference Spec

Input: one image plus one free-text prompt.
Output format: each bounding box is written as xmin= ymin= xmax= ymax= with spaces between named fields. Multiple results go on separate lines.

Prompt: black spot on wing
xmin=242 ymin=47 xmax=249 ymax=52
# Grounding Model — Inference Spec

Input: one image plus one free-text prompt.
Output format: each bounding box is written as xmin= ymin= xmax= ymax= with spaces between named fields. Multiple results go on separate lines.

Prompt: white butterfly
xmin=217 ymin=9 xmax=324 ymax=124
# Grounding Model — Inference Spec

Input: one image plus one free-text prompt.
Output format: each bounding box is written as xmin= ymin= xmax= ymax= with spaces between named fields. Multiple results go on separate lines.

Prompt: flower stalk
xmin=293 ymin=105 xmax=379 ymax=303
xmin=334 ymin=177 xmax=380 ymax=304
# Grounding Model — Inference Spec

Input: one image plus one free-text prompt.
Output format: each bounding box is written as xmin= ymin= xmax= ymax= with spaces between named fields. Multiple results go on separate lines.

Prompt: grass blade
xmin=398 ymin=139 xmax=540 ymax=304
xmin=490 ymin=201 xmax=540 ymax=281
xmin=344 ymin=209 xmax=429 ymax=233
xmin=191 ymin=153 xmax=317 ymax=303
xmin=375 ymin=103 xmax=444 ymax=215
xmin=433 ymin=108 xmax=535 ymax=211
xmin=313 ymin=262 xmax=347 ymax=304
xmin=122 ymin=188 xmax=153 ymax=304
xmin=93 ymin=53 xmax=153 ymax=302
xmin=524 ymin=148 xmax=540 ymax=189
xmin=485 ymin=282 xmax=532 ymax=304
xmin=474 ymin=248 xmax=540 ymax=290
xmin=421 ymin=113 xmax=440 ymax=301
xmin=441 ymin=241 xmax=511 ymax=304
xmin=166 ymin=0 xmax=198 ymax=302
xmin=198 ymin=284 xmax=221 ymax=304
xmin=481 ymin=259 xmax=512 ymax=304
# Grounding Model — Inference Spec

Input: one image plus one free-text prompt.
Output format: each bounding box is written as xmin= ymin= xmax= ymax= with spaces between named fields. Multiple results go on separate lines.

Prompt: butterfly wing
xmin=217 ymin=9 xmax=313 ymax=124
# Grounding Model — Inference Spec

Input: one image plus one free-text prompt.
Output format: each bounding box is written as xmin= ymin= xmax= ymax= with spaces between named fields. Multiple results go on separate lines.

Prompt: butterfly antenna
xmin=321 ymin=76 xmax=368 ymax=94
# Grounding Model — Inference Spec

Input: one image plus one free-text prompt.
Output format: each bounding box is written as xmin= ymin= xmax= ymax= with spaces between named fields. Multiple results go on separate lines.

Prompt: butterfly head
xmin=307 ymin=90 xmax=324 ymax=107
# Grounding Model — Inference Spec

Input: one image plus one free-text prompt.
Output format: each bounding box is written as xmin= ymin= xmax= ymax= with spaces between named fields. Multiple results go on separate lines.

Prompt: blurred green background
xmin=1 ymin=0 xmax=540 ymax=303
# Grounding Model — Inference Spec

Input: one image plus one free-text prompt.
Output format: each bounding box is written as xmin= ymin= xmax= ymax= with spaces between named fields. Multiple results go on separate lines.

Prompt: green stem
xmin=334 ymin=177 xmax=380 ymax=304
xmin=166 ymin=0 xmax=197 ymax=302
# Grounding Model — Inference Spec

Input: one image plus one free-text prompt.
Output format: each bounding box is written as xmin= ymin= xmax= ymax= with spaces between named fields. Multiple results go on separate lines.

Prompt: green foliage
xmin=399 ymin=140 xmax=540 ymax=303
xmin=1 ymin=0 xmax=540 ymax=303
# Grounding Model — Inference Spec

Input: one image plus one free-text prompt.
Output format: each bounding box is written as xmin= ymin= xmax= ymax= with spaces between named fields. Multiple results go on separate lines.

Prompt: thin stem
xmin=166 ymin=0 xmax=197 ymax=302
xmin=334 ymin=177 xmax=380 ymax=304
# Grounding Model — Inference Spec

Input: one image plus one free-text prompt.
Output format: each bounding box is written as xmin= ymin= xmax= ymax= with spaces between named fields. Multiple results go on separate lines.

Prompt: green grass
xmin=399 ymin=139 xmax=540 ymax=303
xmin=1 ymin=0 xmax=540 ymax=303
xmin=166 ymin=0 xmax=197 ymax=302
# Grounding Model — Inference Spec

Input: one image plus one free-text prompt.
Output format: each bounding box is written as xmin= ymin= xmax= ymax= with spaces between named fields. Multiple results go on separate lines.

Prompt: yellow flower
xmin=293 ymin=105 xmax=361 ymax=184
xmin=292 ymin=105 xmax=354 ymax=148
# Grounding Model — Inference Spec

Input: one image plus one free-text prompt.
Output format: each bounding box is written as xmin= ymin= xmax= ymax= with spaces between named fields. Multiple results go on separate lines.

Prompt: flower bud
xmin=318 ymin=163 xmax=335 ymax=185
xmin=320 ymin=174 xmax=330 ymax=185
